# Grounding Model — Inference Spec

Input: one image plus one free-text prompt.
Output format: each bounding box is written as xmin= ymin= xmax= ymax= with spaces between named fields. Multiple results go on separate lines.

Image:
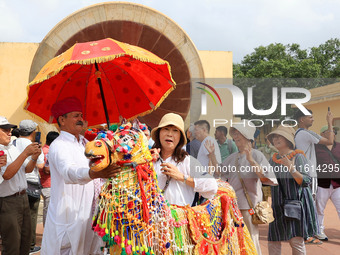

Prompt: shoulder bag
xmin=277 ymin=156 xmax=303 ymax=221
xmin=27 ymin=180 xmax=42 ymax=199
xmin=278 ymin=181 xmax=303 ymax=220
xmin=236 ymin=156 xmax=274 ymax=224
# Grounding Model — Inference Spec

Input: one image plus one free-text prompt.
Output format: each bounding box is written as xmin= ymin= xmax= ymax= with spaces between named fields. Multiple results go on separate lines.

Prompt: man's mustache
xmin=76 ymin=121 xmax=84 ymax=126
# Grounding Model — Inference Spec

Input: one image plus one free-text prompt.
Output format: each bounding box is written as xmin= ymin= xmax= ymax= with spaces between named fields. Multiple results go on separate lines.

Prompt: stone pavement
xmin=1 ymin=199 xmax=339 ymax=254
xmin=259 ymin=201 xmax=340 ymax=255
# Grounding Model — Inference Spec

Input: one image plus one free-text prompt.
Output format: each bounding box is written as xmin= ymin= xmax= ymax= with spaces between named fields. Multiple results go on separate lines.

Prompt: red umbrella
xmin=25 ymin=38 xmax=176 ymax=127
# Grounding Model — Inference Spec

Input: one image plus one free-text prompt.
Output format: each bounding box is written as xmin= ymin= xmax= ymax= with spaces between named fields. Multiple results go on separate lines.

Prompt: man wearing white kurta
xmin=41 ymin=97 xmax=121 ymax=255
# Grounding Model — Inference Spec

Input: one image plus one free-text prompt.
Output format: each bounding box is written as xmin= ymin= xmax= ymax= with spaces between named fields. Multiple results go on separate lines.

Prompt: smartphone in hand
xmin=328 ymin=107 xmax=330 ymax=112
xmin=35 ymin=131 xmax=41 ymax=144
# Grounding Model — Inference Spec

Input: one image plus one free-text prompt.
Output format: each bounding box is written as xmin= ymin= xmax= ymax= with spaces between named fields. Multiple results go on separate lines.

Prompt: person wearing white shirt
xmin=0 ymin=116 xmax=41 ymax=255
xmin=294 ymin=108 xmax=334 ymax=245
xmin=151 ymin=113 xmax=218 ymax=206
xmin=41 ymin=97 xmax=121 ymax=255
xmin=15 ymin=119 xmax=45 ymax=254
xmin=294 ymin=108 xmax=334 ymax=196
xmin=194 ymin=120 xmax=221 ymax=167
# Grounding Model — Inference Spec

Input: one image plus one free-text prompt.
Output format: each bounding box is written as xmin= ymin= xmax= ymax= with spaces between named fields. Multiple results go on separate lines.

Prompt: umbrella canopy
xmin=25 ymin=38 xmax=176 ymax=127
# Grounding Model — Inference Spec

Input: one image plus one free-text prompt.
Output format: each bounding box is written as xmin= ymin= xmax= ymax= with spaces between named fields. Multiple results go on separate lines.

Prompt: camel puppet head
xmin=84 ymin=120 xmax=152 ymax=171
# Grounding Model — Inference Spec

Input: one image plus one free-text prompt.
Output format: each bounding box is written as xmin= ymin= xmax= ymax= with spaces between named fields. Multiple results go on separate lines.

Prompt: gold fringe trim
xmin=28 ymin=48 xmax=176 ymax=87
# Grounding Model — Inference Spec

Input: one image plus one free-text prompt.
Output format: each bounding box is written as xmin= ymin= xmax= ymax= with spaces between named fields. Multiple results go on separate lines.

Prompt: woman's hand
xmin=160 ymin=162 xmax=184 ymax=181
xmin=244 ymin=141 xmax=254 ymax=163
xmin=281 ymin=155 xmax=294 ymax=171
xmin=150 ymin=148 xmax=161 ymax=162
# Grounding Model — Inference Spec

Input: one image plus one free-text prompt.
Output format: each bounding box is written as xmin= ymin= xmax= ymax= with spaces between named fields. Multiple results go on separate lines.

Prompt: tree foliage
xmin=233 ymin=39 xmax=340 ymax=120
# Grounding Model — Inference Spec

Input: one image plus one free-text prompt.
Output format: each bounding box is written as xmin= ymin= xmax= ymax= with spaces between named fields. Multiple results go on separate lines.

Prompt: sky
xmin=1 ymin=0 xmax=340 ymax=63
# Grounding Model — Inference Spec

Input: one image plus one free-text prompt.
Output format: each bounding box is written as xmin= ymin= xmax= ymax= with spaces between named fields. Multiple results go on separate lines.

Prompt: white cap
xmin=0 ymin=116 xmax=17 ymax=129
xmin=230 ymin=120 xmax=256 ymax=140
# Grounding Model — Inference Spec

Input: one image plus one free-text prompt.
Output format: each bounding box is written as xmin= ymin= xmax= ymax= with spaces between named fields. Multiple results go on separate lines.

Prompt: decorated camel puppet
xmin=84 ymin=121 xmax=257 ymax=255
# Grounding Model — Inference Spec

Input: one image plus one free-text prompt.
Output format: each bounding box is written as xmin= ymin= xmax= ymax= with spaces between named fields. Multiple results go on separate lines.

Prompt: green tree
xmin=233 ymin=40 xmax=339 ymax=120
xmin=310 ymin=38 xmax=340 ymax=77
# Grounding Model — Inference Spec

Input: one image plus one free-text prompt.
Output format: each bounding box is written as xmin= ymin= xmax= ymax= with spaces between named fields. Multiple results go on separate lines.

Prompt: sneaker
xmin=315 ymin=232 xmax=329 ymax=241
xmin=29 ymin=246 xmax=41 ymax=254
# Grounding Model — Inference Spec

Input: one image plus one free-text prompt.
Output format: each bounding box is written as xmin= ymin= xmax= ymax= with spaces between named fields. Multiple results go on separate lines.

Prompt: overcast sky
xmin=1 ymin=0 xmax=339 ymax=63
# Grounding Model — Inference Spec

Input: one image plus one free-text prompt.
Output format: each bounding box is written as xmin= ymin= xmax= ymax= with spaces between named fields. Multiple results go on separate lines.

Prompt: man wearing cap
xmin=314 ymin=125 xmax=340 ymax=241
xmin=41 ymin=97 xmax=121 ymax=255
xmin=0 ymin=116 xmax=41 ymax=255
xmin=15 ymin=119 xmax=45 ymax=254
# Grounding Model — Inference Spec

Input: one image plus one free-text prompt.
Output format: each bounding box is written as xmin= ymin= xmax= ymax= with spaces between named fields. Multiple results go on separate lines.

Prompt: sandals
xmin=305 ymin=237 xmax=323 ymax=245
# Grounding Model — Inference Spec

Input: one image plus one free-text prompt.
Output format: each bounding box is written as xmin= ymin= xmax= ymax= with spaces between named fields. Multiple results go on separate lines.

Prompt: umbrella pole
xmin=95 ymin=63 xmax=110 ymax=128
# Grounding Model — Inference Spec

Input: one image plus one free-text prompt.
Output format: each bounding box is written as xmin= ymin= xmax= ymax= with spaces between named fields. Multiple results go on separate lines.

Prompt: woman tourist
xmin=207 ymin=121 xmax=277 ymax=255
xmin=151 ymin=113 xmax=218 ymax=206
xmin=267 ymin=125 xmax=318 ymax=254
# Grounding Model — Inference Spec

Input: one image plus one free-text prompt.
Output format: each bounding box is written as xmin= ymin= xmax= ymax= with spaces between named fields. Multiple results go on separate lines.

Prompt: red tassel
xmin=136 ymin=165 xmax=149 ymax=223
xmin=135 ymin=164 xmax=153 ymax=223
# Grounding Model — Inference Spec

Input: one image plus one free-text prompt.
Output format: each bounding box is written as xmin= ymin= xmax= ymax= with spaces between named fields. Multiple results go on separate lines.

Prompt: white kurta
xmin=41 ymin=131 xmax=102 ymax=255
xmin=154 ymin=155 xmax=218 ymax=206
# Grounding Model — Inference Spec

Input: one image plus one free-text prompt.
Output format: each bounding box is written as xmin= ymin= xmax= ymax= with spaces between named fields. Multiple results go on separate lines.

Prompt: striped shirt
xmin=268 ymin=153 xmax=318 ymax=241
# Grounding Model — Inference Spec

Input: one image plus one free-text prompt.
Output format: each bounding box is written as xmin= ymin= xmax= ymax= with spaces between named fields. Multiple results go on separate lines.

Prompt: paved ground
xmin=1 ymin=199 xmax=339 ymax=254
xmin=259 ymin=201 xmax=340 ymax=255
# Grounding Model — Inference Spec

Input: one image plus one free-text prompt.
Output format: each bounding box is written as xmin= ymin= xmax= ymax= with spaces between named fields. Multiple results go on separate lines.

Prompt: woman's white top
xmin=154 ymin=155 xmax=218 ymax=206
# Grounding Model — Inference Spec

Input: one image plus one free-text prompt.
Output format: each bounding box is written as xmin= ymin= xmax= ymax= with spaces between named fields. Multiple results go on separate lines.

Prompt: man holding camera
xmin=0 ymin=116 xmax=41 ymax=255
xmin=14 ymin=119 xmax=44 ymax=254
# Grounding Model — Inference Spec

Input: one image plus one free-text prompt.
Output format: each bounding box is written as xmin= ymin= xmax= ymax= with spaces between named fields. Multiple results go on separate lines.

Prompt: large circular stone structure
xmin=29 ymin=1 xmax=204 ymax=127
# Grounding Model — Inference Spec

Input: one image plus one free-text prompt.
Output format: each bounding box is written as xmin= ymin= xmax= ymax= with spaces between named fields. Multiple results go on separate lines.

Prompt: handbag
xmin=278 ymin=180 xmax=303 ymax=221
xmin=236 ymin=156 xmax=274 ymax=224
xmin=283 ymin=200 xmax=302 ymax=220
xmin=26 ymin=180 xmax=42 ymax=199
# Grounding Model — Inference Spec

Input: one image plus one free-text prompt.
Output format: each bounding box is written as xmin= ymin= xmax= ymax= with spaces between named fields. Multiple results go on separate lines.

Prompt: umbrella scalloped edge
xmin=28 ymin=53 xmax=176 ymax=87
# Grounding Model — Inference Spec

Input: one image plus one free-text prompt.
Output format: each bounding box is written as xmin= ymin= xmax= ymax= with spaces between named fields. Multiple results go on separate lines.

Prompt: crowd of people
xmin=1 ymin=97 xmax=339 ymax=255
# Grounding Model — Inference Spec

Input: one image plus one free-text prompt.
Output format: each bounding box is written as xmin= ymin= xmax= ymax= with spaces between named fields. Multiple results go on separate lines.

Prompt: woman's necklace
xmin=272 ymin=149 xmax=306 ymax=164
